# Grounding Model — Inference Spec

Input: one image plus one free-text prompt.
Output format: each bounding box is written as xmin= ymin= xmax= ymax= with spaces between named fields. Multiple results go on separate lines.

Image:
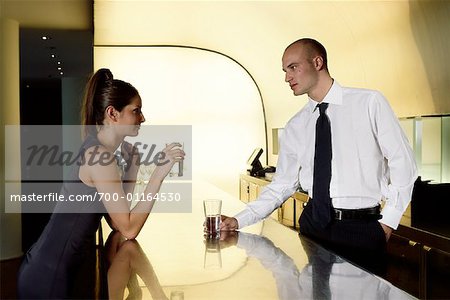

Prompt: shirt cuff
xmin=380 ymin=205 xmax=404 ymax=230
xmin=234 ymin=209 xmax=255 ymax=229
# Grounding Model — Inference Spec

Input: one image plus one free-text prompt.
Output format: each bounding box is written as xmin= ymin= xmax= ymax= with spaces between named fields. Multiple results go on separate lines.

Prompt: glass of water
xmin=165 ymin=142 xmax=184 ymax=177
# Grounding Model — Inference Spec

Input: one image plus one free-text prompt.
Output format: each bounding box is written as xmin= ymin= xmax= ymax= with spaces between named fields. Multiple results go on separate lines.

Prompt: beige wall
xmin=94 ymin=47 xmax=266 ymax=196
xmin=95 ymin=1 xmax=450 ymax=167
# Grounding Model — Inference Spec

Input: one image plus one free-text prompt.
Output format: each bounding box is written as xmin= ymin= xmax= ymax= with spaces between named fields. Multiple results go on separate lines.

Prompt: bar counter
xmin=101 ymin=180 xmax=415 ymax=299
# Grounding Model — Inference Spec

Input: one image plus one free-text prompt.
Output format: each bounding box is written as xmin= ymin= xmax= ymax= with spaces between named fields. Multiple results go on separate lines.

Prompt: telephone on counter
xmin=263 ymin=166 xmax=276 ymax=181
xmin=264 ymin=166 xmax=276 ymax=173
xmin=247 ymin=148 xmax=276 ymax=177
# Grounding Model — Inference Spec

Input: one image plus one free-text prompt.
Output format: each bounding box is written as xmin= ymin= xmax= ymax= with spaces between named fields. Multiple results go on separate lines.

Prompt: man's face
xmin=282 ymin=44 xmax=318 ymax=96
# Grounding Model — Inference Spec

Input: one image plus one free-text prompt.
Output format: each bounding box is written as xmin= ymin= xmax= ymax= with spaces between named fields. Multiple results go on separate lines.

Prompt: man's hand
xmin=219 ymin=215 xmax=239 ymax=231
xmin=380 ymin=223 xmax=393 ymax=242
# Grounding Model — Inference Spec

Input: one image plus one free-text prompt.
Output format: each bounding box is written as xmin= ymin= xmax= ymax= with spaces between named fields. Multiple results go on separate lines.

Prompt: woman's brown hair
xmin=81 ymin=68 xmax=139 ymax=137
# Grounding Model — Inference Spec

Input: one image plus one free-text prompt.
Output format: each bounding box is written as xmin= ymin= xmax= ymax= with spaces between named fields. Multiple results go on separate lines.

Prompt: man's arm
xmin=372 ymin=92 xmax=418 ymax=234
xmin=228 ymin=122 xmax=303 ymax=230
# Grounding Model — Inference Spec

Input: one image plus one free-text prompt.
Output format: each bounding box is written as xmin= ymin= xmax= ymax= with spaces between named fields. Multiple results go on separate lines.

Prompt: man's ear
xmin=105 ymin=105 xmax=119 ymax=122
xmin=313 ymin=56 xmax=324 ymax=71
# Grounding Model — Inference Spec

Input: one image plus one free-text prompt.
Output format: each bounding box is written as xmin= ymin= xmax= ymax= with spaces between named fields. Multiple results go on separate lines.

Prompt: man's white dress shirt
xmin=235 ymin=81 xmax=417 ymax=230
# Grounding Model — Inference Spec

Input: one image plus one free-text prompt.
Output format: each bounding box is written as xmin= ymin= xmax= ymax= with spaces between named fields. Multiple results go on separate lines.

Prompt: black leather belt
xmin=332 ymin=205 xmax=381 ymax=221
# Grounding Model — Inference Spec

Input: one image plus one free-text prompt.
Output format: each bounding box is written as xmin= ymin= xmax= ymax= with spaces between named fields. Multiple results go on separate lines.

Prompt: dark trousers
xmin=299 ymin=202 xmax=387 ymax=276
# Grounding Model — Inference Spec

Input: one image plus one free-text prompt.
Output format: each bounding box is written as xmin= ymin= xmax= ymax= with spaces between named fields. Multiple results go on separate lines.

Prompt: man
xmin=220 ymin=38 xmax=417 ymax=274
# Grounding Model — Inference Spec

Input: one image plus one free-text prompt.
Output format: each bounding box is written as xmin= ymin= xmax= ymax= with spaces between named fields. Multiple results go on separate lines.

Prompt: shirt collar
xmin=307 ymin=80 xmax=343 ymax=113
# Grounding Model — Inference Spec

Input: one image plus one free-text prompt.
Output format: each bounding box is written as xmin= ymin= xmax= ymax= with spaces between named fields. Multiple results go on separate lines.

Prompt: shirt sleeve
xmin=234 ymin=120 xmax=302 ymax=229
xmin=371 ymin=92 xmax=418 ymax=229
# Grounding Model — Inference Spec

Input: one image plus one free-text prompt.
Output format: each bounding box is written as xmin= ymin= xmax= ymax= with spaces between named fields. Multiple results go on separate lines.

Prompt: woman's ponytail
xmin=81 ymin=68 xmax=117 ymax=138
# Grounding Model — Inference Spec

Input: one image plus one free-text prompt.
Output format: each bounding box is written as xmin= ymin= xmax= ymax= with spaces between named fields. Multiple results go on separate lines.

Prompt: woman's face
xmin=116 ymin=95 xmax=145 ymax=136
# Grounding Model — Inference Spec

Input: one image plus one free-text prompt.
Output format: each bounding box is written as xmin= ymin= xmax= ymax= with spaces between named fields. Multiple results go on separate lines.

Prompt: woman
xmin=17 ymin=68 xmax=184 ymax=298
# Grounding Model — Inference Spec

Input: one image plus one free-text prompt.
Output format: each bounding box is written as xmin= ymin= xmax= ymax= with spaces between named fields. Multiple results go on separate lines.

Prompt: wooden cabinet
xmin=239 ymin=175 xmax=269 ymax=203
xmin=239 ymin=174 xmax=279 ymax=220
xmin=279 ymin=192 xmax=309 ymax=228
xmin=386 ymin=225 xmax=450 ymax=299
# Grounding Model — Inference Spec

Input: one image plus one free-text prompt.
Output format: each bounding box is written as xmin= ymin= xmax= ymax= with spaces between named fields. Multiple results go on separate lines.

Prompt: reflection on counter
xmin=104 ymin=231 xmax=168 ymax=300
xmin=94 ymin=179 xmax=419 ymax=299
xmin=203 ymin=237 xmax=223 ymax=269
xmin=235 ymin=232 xmax=411 ymax=300
xmin=101 ymin=220 xmax=414 ymax=299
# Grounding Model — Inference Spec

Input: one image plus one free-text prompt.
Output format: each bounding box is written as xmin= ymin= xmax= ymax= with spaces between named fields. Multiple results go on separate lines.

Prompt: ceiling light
xmin=57 ymin=67 xmax=62 ymax=70
xmin=41 ymin=36 xmax=51 ymax=40
xmin=57 ymin=61 xmax=61 ymax=65
xmin=60 ymin=72 xmax=64 ymax=75
xmin=51 ymin=54 xmax=56 ymax=58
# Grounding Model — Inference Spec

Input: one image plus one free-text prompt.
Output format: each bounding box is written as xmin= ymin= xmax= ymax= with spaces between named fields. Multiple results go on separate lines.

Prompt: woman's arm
xmin=120 ymin=141 xmax=141 ymax=199
xmin=105 ymin=213 xmax=119 ymax=231
xmin=84 ymin=143 xmax=184 ymax=239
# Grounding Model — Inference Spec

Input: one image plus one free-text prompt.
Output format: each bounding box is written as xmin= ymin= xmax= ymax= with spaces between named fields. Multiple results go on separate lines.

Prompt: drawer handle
xmin=408 ymin=240 xmax=417 ymax=246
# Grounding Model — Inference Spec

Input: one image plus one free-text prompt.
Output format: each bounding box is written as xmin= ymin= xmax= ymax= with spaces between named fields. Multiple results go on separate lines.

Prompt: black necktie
xmin=312 ymin=103 xmax=332 ymax=228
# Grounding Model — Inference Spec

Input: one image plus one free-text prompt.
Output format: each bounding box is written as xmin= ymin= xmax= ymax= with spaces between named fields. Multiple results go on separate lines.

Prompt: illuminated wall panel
xmin=94 ymin=0 xmax=450 ymax=168
xmin=94 ymin=46 xmax=265 ymax=196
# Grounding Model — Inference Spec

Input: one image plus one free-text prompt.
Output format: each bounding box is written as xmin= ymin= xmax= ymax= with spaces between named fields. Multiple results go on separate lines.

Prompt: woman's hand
xmin=151 ymin=143 xmax=185 ymax=181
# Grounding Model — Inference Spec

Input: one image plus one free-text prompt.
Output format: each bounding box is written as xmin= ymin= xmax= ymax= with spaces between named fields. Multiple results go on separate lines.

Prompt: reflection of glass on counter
xmin=203 ymin=237 xmax=222 ymax=269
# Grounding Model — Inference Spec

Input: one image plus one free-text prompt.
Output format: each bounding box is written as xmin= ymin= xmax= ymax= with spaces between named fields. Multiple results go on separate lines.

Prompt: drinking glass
xmin=165 ymin=142 xmax=184 ymax=177
xmin=203 ymin=199 xmax=222 ymax=238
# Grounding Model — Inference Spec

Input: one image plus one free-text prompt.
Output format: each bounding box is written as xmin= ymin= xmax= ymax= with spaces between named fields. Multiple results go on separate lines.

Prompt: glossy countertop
xmin=102 ymin=180 xmax=415 ymax=300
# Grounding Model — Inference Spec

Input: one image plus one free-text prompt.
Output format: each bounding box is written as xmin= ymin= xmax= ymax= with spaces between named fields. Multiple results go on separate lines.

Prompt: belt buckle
xmin=335 ymin=209 xmax=342 ymax=220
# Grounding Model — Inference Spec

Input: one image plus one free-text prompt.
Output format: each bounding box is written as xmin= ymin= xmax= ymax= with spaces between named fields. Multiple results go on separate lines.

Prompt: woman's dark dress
xmin=17 ymin=135 xmax=106 ymax=299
